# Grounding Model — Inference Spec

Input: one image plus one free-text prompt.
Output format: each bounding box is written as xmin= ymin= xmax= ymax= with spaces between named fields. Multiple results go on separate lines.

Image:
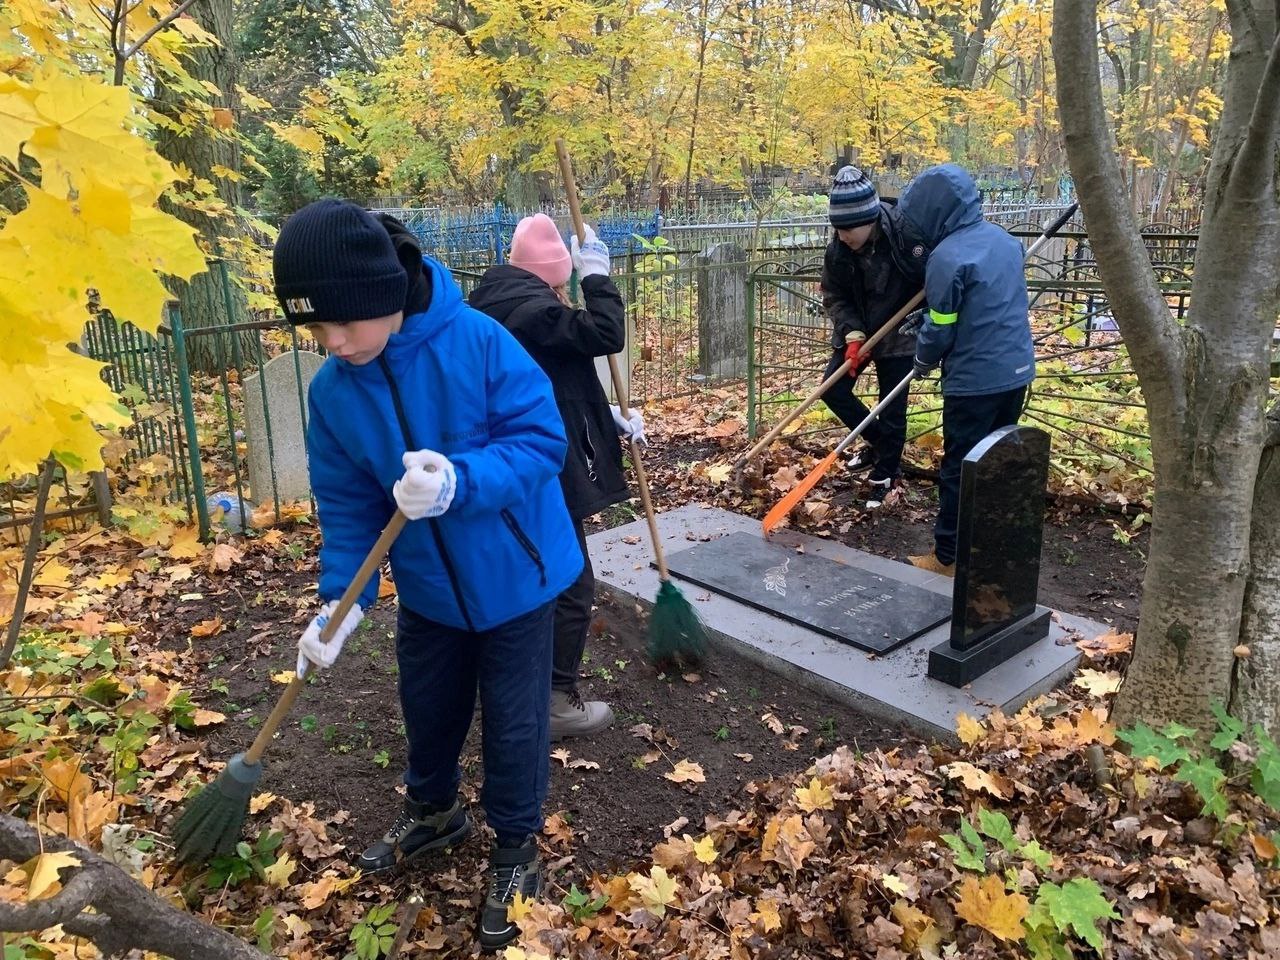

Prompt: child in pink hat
xmin=469 ymin=214 xmax=645 ymax=741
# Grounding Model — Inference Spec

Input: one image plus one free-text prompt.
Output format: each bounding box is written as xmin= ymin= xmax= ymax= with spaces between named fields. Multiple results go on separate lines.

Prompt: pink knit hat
xmin=509 ymin=214 xmax=572 ymax=287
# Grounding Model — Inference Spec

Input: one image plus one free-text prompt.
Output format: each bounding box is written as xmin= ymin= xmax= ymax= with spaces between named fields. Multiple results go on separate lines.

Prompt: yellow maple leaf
xmin=262 ymin=851 xmax=296 ymax=888
xmin=271 ymin=670 xmax=296 ymax=684
xmin=955 ymin=712 xmax=985 ymax=745
xmin=167 ymin=525 xmax=203 ymax=559
xmin=664 ymin=759 xmax=705 ymax=784
xmin=693 ymin=835 xmax=718 ymax=864
xmin=953 ymin=874 xmax=1029 ymax=941
xmin=628 ymin=865 xmax=678 ymax=917
xmin=704 ymin=463 xmax=732 ymax=484
xmin=250 ymin=792 xmax=279 ymax=814
xmin=22 ymin=851 xmax=80 ymax=901
xmin=752 ymin=897 xmax=782 ymax=933
xmin=892 ymin=899 xmax=939 ymax=953
xmin=299 ymin=872 xmax=359 ymax=910
xmin=943 ymin=761 xmax=1013 ymax=799
xmin=794 ymin=776 xmax=834 ymax=813
xmin=1074 ymin=707 xmax=1116 ymax=746
xmin=507 ymin=890 xmax=534 ymax=923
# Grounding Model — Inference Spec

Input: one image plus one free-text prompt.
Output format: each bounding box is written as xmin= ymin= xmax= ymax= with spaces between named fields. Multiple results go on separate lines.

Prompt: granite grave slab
xmin=663 ymin=531 xmax=951 ymax=653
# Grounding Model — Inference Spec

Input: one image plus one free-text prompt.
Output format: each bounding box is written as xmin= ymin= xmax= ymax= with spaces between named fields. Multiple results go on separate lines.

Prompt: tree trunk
xmin=1053 ymin=0 xmax=1280 ymax=735
xmin=1237 ymin=424 xmax=1280 ymax=731
xmin=0 ymin=815 xmax=268 ymax=960
xmin=154 ymin=0 xmax=257 ymax=374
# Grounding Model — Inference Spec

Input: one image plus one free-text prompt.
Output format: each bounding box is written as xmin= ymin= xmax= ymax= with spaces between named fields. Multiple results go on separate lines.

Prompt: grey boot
xmin=357 ymin=796 xmax=471 ymax=873
xmin=549 ymin=689 xmax=614 ymax=741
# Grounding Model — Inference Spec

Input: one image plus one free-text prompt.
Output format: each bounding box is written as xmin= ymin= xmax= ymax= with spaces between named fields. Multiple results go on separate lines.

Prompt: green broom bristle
xmin=171 ymin=759 xmax=258 ymax=865
xmin=647 ymin=579 xmax=708 ymax=672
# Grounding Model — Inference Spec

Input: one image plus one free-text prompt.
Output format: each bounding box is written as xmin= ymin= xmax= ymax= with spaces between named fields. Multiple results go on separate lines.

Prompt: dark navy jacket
xmin=899 ymin=164 xmax=1035 ymax=397
xmin=305 ymin=255 xmax=583 ymax=630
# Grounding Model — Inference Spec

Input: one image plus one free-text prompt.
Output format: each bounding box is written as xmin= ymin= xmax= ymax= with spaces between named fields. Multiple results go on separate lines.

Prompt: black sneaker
xmin=477 ymin=836 xmax=542 ymax=951
xmin=357 ymin=796 xmax=471 ymax=874
xmin=846 ymin=447 xmax=878 ymax=474
xmin=865 ymin=476 xmax=898 ymax=509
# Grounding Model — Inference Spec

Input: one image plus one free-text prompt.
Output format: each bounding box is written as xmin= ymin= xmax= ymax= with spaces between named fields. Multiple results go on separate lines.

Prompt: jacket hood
xmin=898 ymin=164 xmax=983 ymax=247
xmin=468 ymin=264 xmax=560 ymax=322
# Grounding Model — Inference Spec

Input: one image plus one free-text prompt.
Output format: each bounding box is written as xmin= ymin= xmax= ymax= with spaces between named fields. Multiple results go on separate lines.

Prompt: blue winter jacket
xmin=305 ymin=255 xmax=583 ymax=631
xmin=899 ymin=164 xmax=1035 ymax=397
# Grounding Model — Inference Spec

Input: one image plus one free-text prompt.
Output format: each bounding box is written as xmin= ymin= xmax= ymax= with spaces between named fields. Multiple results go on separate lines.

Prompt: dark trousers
xmin=935 ymin=387 xmax=1027 ymax=564
xmin=820 ymin=349 xmax=913 ymax=481
xmin=396 ymin=600 xmax=554 ymax=847
xmin=552 ymin=520 xmax=594 ymax=693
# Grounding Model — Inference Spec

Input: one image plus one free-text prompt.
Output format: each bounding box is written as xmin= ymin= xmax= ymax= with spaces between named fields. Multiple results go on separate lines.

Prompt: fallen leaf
xmin=209 ymin=542 xmax=243 ymax=573
xmin=794 ymin=777 xmax=835 ymax=813
xmin=271 ymin=670 xmax=296 ymax=684
xmin=705 ymin=419 xmax=742 ymax=439
xmin=263 ymin=851 xmax=296 ymax=888
xmin=190 ymin=617 xmax=224 ymax=638
xmin=734 ymin=752 xmax=753 ymax=762
xmin=190 ymin=708 xmax=226 ymax=728
xmin=954 ymin=873 xmax=1029 ymax=941
xmin=1074 ymin=669 xmax=1123 ymax=697
xmin=955 ymin=712 xmax=985 ymax=746
xmin=508 ymin=891 xmax=535 ymax=923
xmin=629 ymin=865 xmax=678 ymax=917
xmin=22 ymin=851 xmax=80 ymax=901
xmin=550 ymin=748 xmax=571 ymax=767
xmin=298 ymin=871 xmax=358 ymax=909
xmin=167 ymin=526 xmax=203 ymax=559
xmin=665 ymin=759 xmax=706 ymax=784
xmin=693 ymin=835 xmax=718 ymax=864
xmin=250 ymin=793 xmax=278 ymax=814
xmin=752 ymin=897 xmax=782 ymax=933
xmin=943 ymin=761 xmax=1013 ymax=799
xmin=1250 ymin=832 xmax=1278 ymax=860
xmin=1076 ymin=631 xmax=1133 ymax=659
xmin=704 ymin=463 xmax=733 ymax=484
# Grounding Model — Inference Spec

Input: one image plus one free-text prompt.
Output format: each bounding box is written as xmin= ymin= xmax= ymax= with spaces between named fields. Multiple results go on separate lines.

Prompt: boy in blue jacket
xmin=898 ymin=165 xmax=1036 ymax=575
xmin=273 ymin=199 xmax=582 ymax=951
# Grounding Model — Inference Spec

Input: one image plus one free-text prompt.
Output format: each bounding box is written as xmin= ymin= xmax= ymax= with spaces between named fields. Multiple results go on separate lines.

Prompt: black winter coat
xmin=469 ymin=266 xmax=631 ymax=520
xmin=821 ymin=200 xmax=928 ymax=359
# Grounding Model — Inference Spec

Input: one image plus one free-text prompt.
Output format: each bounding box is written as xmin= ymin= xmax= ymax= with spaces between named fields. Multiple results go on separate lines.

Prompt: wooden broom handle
xmin=245 ymin=510 xmax=408 ymax=764
xmin=556 ymin=137 xmax=668 ymax=580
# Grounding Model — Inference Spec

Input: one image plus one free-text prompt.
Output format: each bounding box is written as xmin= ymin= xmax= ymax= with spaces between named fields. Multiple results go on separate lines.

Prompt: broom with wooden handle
xmin=555 ymin=138 xmax=707 ymax=670
xmin=172 ymin=509 xmax=409 ymax=863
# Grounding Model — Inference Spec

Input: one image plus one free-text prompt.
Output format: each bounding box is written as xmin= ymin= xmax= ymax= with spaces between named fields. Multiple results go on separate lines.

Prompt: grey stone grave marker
xmin=244 ymin=351 xmax=325 ymax=506
xmin=928 ymin=424 xmax=1052 ymax=686
xmin=696 ymin=243 xmax=749 ymax=380
xmin=663 ymin=531 xmax=951 ymax=653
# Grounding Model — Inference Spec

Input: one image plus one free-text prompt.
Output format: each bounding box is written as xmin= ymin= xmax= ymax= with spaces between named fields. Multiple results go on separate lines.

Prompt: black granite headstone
xmin=664 ymin=532 xmax=951 ymax=654
xmin=929 ymin=424 xmax=1053 ymax=686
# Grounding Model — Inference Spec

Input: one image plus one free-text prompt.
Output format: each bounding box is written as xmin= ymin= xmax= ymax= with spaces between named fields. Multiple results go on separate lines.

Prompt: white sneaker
xmin=549 ymin=689 xmax=614 ymax=741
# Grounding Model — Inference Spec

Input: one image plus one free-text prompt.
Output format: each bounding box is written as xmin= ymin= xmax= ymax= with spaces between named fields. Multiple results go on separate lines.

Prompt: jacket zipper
xmin=378 ymin=356 xmax=477 ymax=632
xmin=501 ymin=509 xmax=547 ymax=587
xmin=581 ymin=415 xmax=598 ymax=482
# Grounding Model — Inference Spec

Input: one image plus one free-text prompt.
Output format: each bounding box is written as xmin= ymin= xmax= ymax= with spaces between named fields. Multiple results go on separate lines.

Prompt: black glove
xmin=912 ymin=356 xmax=936 ymax=379
xmin=900 ymin=308 xmax=926 ymax=338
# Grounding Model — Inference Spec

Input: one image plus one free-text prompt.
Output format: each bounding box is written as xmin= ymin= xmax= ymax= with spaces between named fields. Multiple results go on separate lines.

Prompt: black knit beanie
xmin=273 ymin=198 xmax=408 ymax=325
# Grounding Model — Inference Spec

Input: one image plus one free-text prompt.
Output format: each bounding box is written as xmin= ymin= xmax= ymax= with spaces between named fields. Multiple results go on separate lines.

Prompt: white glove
xmin=297 ymin=599 xmax=363 ymax=675
xmin=393 ymin=449 xmax=456 ymax=520
xmin=610 ymin=405 xmax=647 ymax=448
xmin=571 ymin=224 xmax=611 ymax=278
